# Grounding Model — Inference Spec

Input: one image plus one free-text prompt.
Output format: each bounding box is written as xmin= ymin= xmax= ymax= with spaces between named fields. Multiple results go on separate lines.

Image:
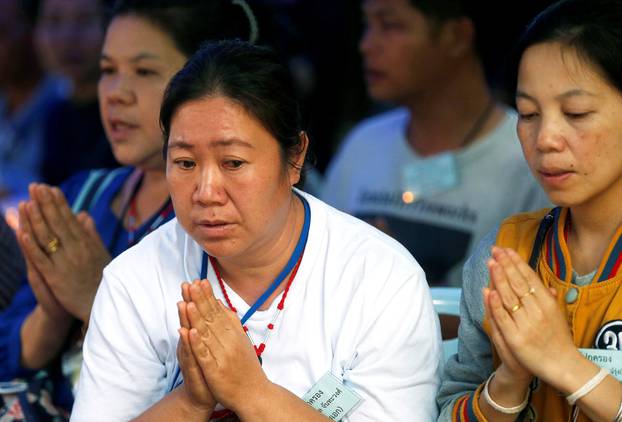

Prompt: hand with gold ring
xmin=486 ymin=246 xmax=579 ymax=388
xmin=46 ymin=237 xmax=60 ymax=254
xmin=16 ymin=183 xmax=112 ymax=323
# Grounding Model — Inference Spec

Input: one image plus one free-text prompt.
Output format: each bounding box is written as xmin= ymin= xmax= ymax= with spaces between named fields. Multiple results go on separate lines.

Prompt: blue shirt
xmin=0 ymin=167 xmax=174 ymax=411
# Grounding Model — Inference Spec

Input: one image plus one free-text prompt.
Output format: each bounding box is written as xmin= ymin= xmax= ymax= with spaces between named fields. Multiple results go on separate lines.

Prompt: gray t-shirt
xmin=322 ymin=108 xmax=550 ymax=286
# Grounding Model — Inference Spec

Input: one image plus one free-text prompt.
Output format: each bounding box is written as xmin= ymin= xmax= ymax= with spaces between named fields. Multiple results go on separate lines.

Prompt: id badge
xmin=302 ymin=372 xmax=362 ymax=421
xmin=401 ymin=152 xmax=459 ymax=200
xmin=580 ymin=348 xmax=622 ymax=380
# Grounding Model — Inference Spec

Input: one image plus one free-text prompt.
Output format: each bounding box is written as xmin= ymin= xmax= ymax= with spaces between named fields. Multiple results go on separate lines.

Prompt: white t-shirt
xmin=321 ymin=108 xmax=550 ymax=286
xmin=71 ymin=192 xmax=442 ymax=421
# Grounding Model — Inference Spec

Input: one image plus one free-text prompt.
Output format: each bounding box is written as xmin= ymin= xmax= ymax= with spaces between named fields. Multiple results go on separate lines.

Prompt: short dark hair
xmin=106 ymin=0 xmax=257 ymax=58
xmin=408 ymin=0 xmax=488 ymax=74
xmin=160 ymin=40 xmax=307 ymax=185
xmin=409 ymin=0 xmax=466 ymax=22
xmin=508 ymin=0 xmax=622 ymax=101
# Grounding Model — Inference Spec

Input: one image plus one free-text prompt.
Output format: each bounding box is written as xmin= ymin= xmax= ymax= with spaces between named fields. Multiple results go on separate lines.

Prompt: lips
xmin=193 ymin=219 xmax=235 ymax=238
xmin=364 ymin=68 xmax=386 ymax=84
xmin=107 ymin=117 xmax=139 ymax=141
xmin=538 ymin=167 xmax=574 ymax=187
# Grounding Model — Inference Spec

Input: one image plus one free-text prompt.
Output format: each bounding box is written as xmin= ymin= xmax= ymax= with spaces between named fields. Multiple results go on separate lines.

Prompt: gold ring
xmin=510 ymin=303 xmax=521 ymax=313
xmin=47 ymin=237 xmax=60 ymax=254
xmin=520 ymin=287 xmax=536 ymax=300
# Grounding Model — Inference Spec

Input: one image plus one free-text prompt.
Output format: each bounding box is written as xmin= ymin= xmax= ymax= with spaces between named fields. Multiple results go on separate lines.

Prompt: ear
xmin=288 ymin=131 xmax=309 ymax=186
xmin=439 ymin=16 xmax=475 ymax=59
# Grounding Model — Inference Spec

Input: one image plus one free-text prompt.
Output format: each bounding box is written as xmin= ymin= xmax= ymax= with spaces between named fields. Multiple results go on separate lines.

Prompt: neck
xmin=215 ymin=193 xmax=305 ymax=308
xmin=403 ymin=58 xmax=504 ymax=156
xmin=115 ymin=166 xmax=169 ymax=225
xmin=567 ymin=184 xmax=622 ymax=274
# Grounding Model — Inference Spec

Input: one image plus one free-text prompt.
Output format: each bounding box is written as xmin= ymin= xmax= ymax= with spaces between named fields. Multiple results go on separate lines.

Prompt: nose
xmin=359 ymin=26 xmax=376 ymax=58
xmin=193 ymin=166 xmax=227 ymax=206
xmin=534 ymin=115 xmax=566 ymax=152
xmin=101 ymin=74 xmax=134 ymax=105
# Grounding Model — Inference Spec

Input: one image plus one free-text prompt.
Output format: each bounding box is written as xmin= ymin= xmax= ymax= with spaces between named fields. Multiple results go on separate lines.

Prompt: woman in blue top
xmin=0 ymin=0 xmax=256 ymax=415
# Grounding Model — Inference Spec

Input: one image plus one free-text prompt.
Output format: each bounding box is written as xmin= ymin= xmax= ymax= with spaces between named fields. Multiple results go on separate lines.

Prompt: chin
xmin=545 ymin=190 xmax=583 ymax=209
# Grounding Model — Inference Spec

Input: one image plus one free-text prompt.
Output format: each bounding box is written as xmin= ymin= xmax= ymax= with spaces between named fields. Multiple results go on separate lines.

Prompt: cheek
xmin=517 ymin=126 xmax=536 ymax=160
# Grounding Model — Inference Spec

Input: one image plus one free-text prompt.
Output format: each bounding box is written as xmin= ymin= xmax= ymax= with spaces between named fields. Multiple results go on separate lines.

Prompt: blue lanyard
xmin=201 ymin=195 xmax=310 ymax=324
xmin=170 ymin=194 xmax=310 ymax=391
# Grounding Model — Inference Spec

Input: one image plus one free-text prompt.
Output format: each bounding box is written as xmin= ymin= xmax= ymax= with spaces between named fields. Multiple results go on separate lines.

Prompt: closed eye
xmin=518 ymin=112 xmax=538 ymax=121
xmin=564 ymin=111 xmax=592 ymax=120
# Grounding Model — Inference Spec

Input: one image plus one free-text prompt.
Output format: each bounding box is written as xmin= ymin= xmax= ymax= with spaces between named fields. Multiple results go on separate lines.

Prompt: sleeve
xmin=436 ymin=229 xmax=497 ymax=422
xmin=70 ymin=266 xmax=169 ymax=422
xmin=0 ymin=282 xmax=39 ymax=380
xmin=344 ymin=263 xmax=442 ymax=421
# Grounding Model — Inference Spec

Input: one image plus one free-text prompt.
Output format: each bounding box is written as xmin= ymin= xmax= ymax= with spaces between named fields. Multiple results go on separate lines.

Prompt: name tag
xmin=401 ymin=152 xmax=460 ymax=200
xmin=302 ymin=372 xmax=362 ymax=421
xmin=580 ymin=348 xmax=622 ymax=381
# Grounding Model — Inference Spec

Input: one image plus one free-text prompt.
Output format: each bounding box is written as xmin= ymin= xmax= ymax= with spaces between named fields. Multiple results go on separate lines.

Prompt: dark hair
xmin=160 ymin=40 xmax=307 ymax=185
xmin=508 ymin=0 xmax=622 ymax=102
xmin=409 ymin=0 xmax=466 ymax=22
xmin=408 ymin=0 xmax=491 ymax=79
xmin=105 ymin=0 xmax=258 ymax=58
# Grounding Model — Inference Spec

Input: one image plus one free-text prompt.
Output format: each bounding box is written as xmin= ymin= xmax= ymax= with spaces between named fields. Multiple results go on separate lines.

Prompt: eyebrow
xmin=100 ymin=52 xmax=162 ymax=63
xmin=167 ymin=138 xmax=255 ymax=150
xmin=516 ymin=89 xmax=597 ymax=101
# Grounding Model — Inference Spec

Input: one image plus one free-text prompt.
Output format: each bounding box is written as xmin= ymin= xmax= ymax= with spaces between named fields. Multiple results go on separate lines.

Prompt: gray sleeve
xmin=436 ymin=228 xmax=497 ymax=421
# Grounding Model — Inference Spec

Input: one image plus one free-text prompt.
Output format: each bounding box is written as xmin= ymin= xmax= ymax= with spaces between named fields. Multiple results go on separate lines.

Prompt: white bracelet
xmin=615 ymin=398 xmax=622 ymax=422
xmin=482 ymin=372 xmax=529 ymax=414
xmin=566 ymin=367 xmax=609 ymax=406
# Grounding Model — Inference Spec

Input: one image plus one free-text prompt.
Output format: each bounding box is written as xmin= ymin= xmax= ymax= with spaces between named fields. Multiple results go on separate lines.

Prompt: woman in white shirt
xmin=72 ymin=40 xmax=441 ymax=422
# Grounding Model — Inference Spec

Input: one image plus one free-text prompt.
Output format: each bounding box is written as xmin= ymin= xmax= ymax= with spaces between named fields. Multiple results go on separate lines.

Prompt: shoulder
xmin=60 ymin=167 xmax=131 ymax=204
xmin=303 ymin=192 xmax=426 ymax=288
xmin=339 ymin=108 xmax=408 ymax=151
xmin=105 ymin=218 xmax=184 ymax=278
xmin=497 ymin=208 xmax=552 ymax=245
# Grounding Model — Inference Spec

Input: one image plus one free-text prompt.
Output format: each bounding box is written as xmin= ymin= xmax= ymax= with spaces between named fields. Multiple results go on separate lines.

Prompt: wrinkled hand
xmin=177 ymin=283 xmax=216 ymax=414
xmin=487 ymin=247 xmax=577 ymax=385
xmin=17 ymin=184 xmax=111 ymax=322
xmin=183 ymin=280 xmax=267 ymax=412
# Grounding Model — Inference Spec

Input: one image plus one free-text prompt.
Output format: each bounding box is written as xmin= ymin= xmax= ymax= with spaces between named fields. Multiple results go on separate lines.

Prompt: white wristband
xmin=482 ymin=372 xmax=529 ymax=414
xmin=566 ymin=367 xmax=609 ymax=406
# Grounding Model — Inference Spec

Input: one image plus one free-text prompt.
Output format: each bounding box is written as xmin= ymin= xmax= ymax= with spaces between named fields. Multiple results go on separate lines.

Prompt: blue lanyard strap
xmin=169 ymin=195 xmax=310 ymax=392
xmin=200 ymin=194 xmax=311 ymax=324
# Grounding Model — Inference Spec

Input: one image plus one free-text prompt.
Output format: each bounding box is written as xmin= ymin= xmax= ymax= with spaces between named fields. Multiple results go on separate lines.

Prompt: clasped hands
xmin=484 ymin=246 xmax=580 ymax=389
xmin=16 ymin=183 xmax=111 ymax=323
xmin=176 ymin=279 xmax=268 ymax=417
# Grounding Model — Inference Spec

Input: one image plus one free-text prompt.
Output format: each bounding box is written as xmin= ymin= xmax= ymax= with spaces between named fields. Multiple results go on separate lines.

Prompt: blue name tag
xmin=401 ymin=152 xmax=460 ymax=200
xmin=580 ymin=348 xmax=622 ymax=381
